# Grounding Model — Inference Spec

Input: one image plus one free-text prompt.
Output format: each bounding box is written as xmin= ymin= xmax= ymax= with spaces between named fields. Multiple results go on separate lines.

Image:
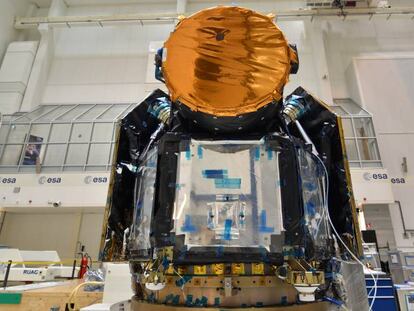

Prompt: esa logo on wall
xmin=84 ymin=176 xmax=108 ymax=184
xmin=0 ymin=177 xmax=17 ymax=184
xmin=362 ymin=172 xmax=372 ymax=181
xmin=38 ymin=176 xmax=62 ymax=184
xmin=363 ymin=172 xmax=388 ymax=181
xmin=363 ymin=172 xmax=406 ymax=184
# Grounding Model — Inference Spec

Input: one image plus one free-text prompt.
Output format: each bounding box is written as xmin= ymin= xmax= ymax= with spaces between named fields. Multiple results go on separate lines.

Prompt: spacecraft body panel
xmin=130 ymin=134 xmax=331 ymax=266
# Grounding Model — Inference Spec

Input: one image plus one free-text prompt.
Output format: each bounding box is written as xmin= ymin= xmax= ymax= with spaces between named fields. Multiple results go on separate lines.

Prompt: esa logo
xmin=363 ymin=172 xmax=406 ymax=184
xmin=84 ymin=176 xmax=108 ymax=184
xmin=0 ymin=177 xmax=17 ymax=184
xmin=363 ymin=172 xmax=388 ymax=181
xmin=23 ymin=269 xmax=40 ymax=275
xmin=391 ymin=177 xmax=406 ymax=184
xmin=38 ymin=176 xmax=62 ymax=185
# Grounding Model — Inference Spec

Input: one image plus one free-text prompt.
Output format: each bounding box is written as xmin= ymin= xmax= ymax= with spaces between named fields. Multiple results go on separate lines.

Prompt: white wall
xmin=325 ymin=17 xmax=414 ymax=99
xmin=41 ymin=1 xmax=414 ymax=107
xmin=348 ymin=55 xmax=414 ymax=250
xmin=39 ymin=1 xmax=326 ymax=105
xmin=0 ymin=172 xmax=110 ymax=209
xmin=0 ymin=211 xmax=104 ymax=260
xmin=43 ymin=24 xmax=172 ymax=104
xmin=322 ymin=13 xmax=414 ymax=251
xmin=2 ymin=3 xmax=414 ymax=107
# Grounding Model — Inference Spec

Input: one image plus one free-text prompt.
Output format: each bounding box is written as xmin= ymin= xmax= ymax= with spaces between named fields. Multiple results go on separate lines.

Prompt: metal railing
xmin=0 ymin=103 xmax=135 ymax=172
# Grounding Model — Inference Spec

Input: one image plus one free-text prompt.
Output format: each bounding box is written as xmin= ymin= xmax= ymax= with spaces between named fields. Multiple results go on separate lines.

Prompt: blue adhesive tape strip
xmin=181 ymin=215 xmax=197 ymax=233
xmin=185 ymin=295 xmax=193 ymax=306
xmin=164 ymin=294 xmax=174 ymax=304
xmin=304 ymin=181 xmax=317 ymax=191
xmin=306 ymin=202 xmax=316 ymax=216
xmin=200 ymin=296 xmax=208 ymax=306
xmin=202 ymin=169 xmax=228 ymax=179
xmin=197 ymin=146 xmax=203 ymax=159
xmin=276 ymin=179 xmax=281 ymax=188
xmin=254 ymin=147 xmax=260 ymax=161
xmin=176 ymin=276 xmax=192 ymax=287
xmin=267 ymin=148 xmax=273 ymax=160
xmin=148 ymin=293 xmax=156 ymax=303
xmin=216 ymin=246 xmax=224 ymax=257
xmin=172 ymin=295 xmax=180 ymax=305
xmin=214 ymin=297 xmax=221 ymax=306
xmin=224 ymin=219 xmax=232 ymax=240
xmin=259 ymin=210 xmax=274 ymax=233
xmin=214 ymin=178 xmax=241 ymax=189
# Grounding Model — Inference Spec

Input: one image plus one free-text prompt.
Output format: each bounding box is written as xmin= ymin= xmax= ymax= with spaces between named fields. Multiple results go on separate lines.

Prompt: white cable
xmin=295 ymin=120 xmax=319 ymax=156
xmin=313 ymin=153 xmax=377 ymax=311
xmin=294 ymin=120 xmax=377 ymax=309
xmin=313 ymin=172 xmax=328 ymax=240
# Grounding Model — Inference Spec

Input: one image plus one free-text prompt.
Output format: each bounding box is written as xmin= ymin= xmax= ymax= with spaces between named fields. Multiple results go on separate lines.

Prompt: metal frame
xmin=332 ymin=98 xmax=382 ymax=168
xmin=0 ymin=103 xmax=135 ymax=172
xmin=13 ymin=6 xmax=414 ymax=29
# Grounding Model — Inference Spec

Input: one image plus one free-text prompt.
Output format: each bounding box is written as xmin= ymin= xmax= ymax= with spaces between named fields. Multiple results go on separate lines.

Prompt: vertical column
xmin=305 ymin=19 xmax=334 ymax=104
xmin=20 ymin=0 xmax=67 ymax=112
xmin=20 ymin=25 xmax=54 ymax=112
xmin=177 ymin=0 xmax=187 ymax=15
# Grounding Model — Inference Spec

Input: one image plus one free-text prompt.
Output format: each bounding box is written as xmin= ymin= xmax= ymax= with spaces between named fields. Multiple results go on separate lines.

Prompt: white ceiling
xmin=67 ymin=0 xmax=176 ymax=4
xmin=28 ymin=0 xmax=179 ymax=8
xmin=28 ymin=0 xmax=282 ymax=9
xmin=26 ymin=0 xmax=414 ymax=9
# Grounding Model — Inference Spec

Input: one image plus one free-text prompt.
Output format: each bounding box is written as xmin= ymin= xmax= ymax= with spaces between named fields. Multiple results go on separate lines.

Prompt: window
xmin=70 ymin=123 xmax=92 ymax=142
xmin=43 ymin=144 xmax=66 ymax=166
xmin=333 ymin=99 xmax=382 ymax=168
xmin=0 ymin=103 xmax=134 ymax=172
xmin=88 ymin=144 xmax=111 ymax=165
xmin=92 ymin=123 xmax=114 ymax=142
xmin=49 ymin=124 xmax=71 ymax=142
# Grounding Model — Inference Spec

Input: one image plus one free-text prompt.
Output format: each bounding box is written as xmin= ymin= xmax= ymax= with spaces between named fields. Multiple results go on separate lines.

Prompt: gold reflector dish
xmin=163 ymin=6 xmax=294 ymax=117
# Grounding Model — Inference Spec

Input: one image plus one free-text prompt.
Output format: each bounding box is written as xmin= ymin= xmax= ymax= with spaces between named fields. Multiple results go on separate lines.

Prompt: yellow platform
xmin=0 ymin=280 xmax=102 ymax=311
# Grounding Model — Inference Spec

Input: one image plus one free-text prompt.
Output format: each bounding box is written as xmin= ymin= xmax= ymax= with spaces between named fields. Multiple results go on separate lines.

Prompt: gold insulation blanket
xmin=163 ymin=6 xmax=295 ymax=117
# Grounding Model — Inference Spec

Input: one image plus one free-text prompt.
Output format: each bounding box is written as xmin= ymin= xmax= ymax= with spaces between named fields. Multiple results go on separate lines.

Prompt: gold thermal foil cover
xmin=163 ymin=6 xmax=293 ymax=117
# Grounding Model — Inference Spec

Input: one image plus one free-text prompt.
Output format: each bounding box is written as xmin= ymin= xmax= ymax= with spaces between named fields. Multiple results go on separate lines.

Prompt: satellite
xmin=105 ymin=6 xmax=368 ymax=310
